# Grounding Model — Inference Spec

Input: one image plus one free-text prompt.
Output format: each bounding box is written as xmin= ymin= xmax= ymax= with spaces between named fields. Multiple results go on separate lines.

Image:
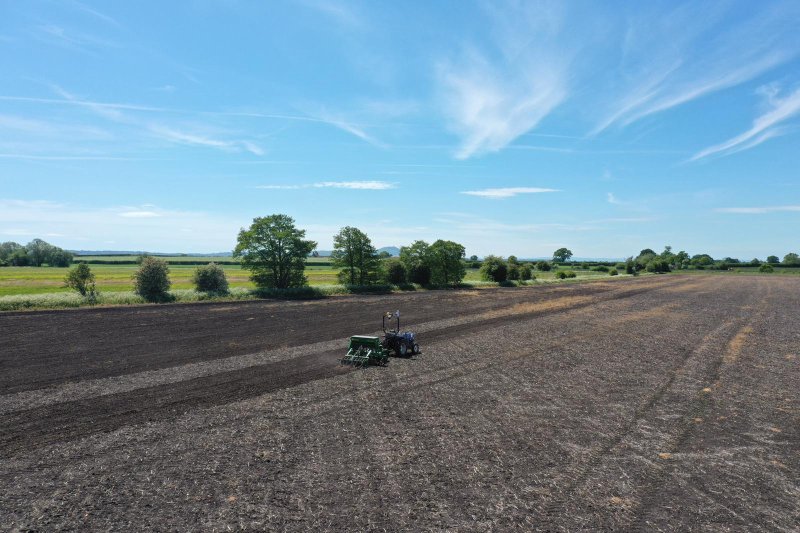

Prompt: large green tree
xmin=331 ymin=226 xmax=381 ymax=285
xmin=552 ymin=247 xmax=573 ymax=263
xmin=428 ymin=239 xmax=466 ymax=286
xmin=399 ymin=240 xmax=432 ymax=284
xmin=233 ymin=215 xmax=317 ymax=289
xmin=783 ymin=252 xmax=800 ymax=265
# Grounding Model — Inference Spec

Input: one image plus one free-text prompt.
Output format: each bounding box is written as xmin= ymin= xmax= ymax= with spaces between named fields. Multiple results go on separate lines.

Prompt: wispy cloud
xmin=607 ymin=192 xmax=622 ymax=205
xmin=257 ymin=181 xmax=395 ymax=191
xmin=439 ymin=4 xmax=571 ymax=159
xmin=148 ymin=125 xmax=265 ymax=155
xmin=691 ymin=86 xmax=800 ymax=161
xmin=593 ymin=2 xmax=799 ymax=133
xmin=714 ymin=205 xmax=800 ymax=214
xmin=461 ymin=187 xmax=559 ymax=199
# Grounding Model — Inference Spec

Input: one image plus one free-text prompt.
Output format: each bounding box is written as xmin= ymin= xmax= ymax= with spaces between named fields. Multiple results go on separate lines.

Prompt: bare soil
xmin=1 ymin=275 xmax=797 ymax=531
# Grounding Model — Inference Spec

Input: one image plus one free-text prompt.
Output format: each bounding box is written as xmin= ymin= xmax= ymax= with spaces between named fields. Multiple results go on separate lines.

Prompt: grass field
xmin=0 ymin=258 xmax=616 ymax=297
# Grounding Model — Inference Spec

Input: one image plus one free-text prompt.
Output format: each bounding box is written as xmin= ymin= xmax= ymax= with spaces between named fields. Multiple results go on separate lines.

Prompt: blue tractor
xmin=382 ymin=311 xmax=420 ymax=357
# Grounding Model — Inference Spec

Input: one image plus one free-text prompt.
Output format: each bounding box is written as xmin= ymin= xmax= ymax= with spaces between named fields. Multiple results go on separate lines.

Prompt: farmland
xmin=1 ymin=275 xmax=797 ymax=530
xmin=0 ymin=257 xmax=618 ymax=298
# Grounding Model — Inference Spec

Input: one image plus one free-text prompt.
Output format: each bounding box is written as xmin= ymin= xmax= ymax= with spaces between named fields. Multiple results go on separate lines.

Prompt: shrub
xmin=624 ymin=257 xmax=636 ymax=275
xmin=609 ymin=268 xmax=618 ymax=276
xmin=519 ymin=264 xmax=533 ymax=280
xmin=556 ymin=270 xmax=577 ymax=279
xmin=507 ymin=263 xmax=520 ymax=280
xmin=535 ymin=261 xmax=552 ymax=271
xmin=133 ymin=256 xmax=172 ymax=302
xmin=645 ymin=259 xmax=671 ymax=273
xmin=591 ymin=265 xmax=609 ymax=272
xmin=385 ymin=259 xmax=407 ymax=284
xmin=759 ymin=264 xmax=774 ymax=273
xmin=64 ymin=263 xmax=98 ymax=300
xmin=192 ymin=263 xmax=229 ymax=293
xmin=408 ymin=264 xmax=432 ymax=285
xmin=480 ymin=255 xmax=508 ymax=283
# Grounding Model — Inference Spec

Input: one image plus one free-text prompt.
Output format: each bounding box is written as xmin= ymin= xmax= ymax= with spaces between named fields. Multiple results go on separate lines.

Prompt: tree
xmin=8 ymin=248 xmax=29 ymax=266
xmin=749 ymin=258 xmax=762 ymax=266
xmin=507 ymin=255 xmax=519 ymax=265
xmin=691 ymin=254 xmax=714 ymax=268
xmin=0 ymin=241 xmax=23 ymax=265
xmin=625 ymin=257 xmax=637 ymax=275
xmin=766 ymin=255 xmax=780 ymax=264
xmin=535 ymin=260 xmax=552 ymax=272
xmin=25 ymin=238 xmax=55 ymax=267
xmin=519 ymin=264 xmax=533 ymax=280
xmin=783 ymin=252 xmax=800 ymax=265
xmin=759 ymin=264 xmax=774 ymax=273
xmin=480 ymin=255 xmax=508 ymax=282
xmin=507 ymin=263 xmax=520 ymax=280
xmin=428 ymin=240 xmax=466 ymax=286
xmin=646 ymin=259 xmax=671 ymax=273
xmin=469 ymin=255 xmax=479 ymax=262
xmin=233 ymin=215 xmax=316 ymax=289
xmin=378 ymin=250 xmax=392 ymax=259
xmin=400 ymin=240 xmax=432 ymax=285
xmin=192 ymin=263 xmax=229 ymax=293
xmin=674 ymin=250 xmax=690 ymax=269
xmin=332 ymin=226 xmax=381 ymax=285
xmin=49 ymin=248 xmax=73 ymax=267
xmin=64 ymin=263 xmax=98 ymax=300
xmin=552 ymin=248 xmax=573 ymax=263
xmin=385 ymin=259 xmax=407 ymax=284
xmin=133 ymin=256 xmax=171 ymax=302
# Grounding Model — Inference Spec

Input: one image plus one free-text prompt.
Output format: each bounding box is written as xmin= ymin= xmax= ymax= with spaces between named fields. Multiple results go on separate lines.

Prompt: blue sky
xmin=1 ymin=0 xmax=799 ymax=258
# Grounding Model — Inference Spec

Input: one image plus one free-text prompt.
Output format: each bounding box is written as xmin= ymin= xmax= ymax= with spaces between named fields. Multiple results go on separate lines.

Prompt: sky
xmin=1 ymin=0 xmax=799 ymax=259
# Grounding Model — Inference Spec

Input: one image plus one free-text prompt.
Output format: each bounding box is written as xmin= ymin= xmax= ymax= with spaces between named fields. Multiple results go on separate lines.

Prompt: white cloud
xmin=594 ymin=3 xmax=799 ymax=133
xmin=714 ymin=205 xmax=800 ymax=214
xmin=314 ymin=181 xmax=394 ymax=190
xmin=257 ymin=181 xmax=395 ymax=191
xmin=119 ymin=211 xmax=161 ymax=218
xmin=148 ymin=125 xmax=264 ymax=155
xmin=461 ymin=187 xmax=559 ymax=199
xmin=439 ymin=4 xmax=571 ymax=159
xmin=691 ymin=86 xmax=800 ymax=161
xmin=607 ymin=192 xmax=621 ymax=204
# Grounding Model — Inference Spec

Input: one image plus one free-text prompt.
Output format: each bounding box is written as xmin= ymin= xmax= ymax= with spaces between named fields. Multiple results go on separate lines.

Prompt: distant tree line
xmin=0 ymin=239 xmax=73 ymax=267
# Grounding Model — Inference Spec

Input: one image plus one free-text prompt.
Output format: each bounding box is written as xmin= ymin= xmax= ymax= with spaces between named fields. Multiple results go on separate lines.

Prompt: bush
xmin=591 ymin=265 xmax=609 ymax=272
xmin=507 ymin=263 xmax=520 ymax=280
xmin=480 ymin=255 xmax=508 ymax=282
xmin=759 ymin=264 xmax=774 ymax=273
xmin=385 ymin=259 xmax=407 ymax=284
xmin=64 ymin=263 xmax=98 ymax=300
xmin=133 ymin=256 xmax=172 ymax=302
xmin=192 ymin=263 xmax=229 ymax=293
xmin=535 ymin=261 xmax=552 ymax=271
xmin=556 ymin=270 xmax=577 ymax=279
xmin=609 ymin=268 xmax=618 ymax=276
xmin=645 ymin=259 xmax=671 ymax=273
xmin=408 ymin=264 xmax=431 ymax=285
xmin=519 ymin=264 xmax=533 ymax=280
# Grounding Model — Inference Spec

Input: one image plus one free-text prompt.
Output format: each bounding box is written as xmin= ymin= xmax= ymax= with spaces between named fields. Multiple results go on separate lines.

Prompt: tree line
xmin=0 ymin=239 xmax=73 ymax=267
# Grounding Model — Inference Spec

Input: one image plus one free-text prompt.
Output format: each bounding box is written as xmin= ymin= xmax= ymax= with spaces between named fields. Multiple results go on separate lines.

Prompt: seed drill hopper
xmin=340 ymin=311 xmax=420 ymax=367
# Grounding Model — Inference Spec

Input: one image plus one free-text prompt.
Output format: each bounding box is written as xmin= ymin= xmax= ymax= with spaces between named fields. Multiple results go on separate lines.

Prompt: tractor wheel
xmin=397 ymin=343 xmax=408 ymax=357
xmin=413 ymin=343 xmax=420 ymax=354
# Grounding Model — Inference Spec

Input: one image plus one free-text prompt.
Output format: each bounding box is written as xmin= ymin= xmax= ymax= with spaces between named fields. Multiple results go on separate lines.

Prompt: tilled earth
xmin=1 ymin=275 xmax=798 ymax=531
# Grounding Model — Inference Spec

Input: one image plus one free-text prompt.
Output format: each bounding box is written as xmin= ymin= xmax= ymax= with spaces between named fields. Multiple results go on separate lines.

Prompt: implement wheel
xmin=397 ymin=343 xmax=407 ymax=357
xmin=413 ymin=343 xmax=420 ymax=355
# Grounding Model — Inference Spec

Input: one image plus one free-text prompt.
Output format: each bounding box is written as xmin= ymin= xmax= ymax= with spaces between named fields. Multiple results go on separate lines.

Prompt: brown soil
xmin=1 ymin=275 xmax=797 ymax=531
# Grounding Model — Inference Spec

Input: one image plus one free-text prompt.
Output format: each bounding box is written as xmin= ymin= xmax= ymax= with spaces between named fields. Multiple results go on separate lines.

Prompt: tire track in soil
xmin=531 ymin=278 xmax=770 ymax=530
xmin=0 ymin=279 xmax=685 ymax=457
xmin=626 ymin=279 xmax=773 ymax=531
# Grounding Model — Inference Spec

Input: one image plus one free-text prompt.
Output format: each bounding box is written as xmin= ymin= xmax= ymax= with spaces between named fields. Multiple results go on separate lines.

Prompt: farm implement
xmin=341 ymin=311 xmax=420 ymax=366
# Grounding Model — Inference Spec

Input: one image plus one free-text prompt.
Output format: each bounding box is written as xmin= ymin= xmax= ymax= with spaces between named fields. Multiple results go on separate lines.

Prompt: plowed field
xmin=1 ymin=275 xmax=798 ymax=531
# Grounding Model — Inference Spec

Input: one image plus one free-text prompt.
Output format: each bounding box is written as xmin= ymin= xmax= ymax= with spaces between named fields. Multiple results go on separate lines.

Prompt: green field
xmin=0 ymin=257 xmax=619 ymax=297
